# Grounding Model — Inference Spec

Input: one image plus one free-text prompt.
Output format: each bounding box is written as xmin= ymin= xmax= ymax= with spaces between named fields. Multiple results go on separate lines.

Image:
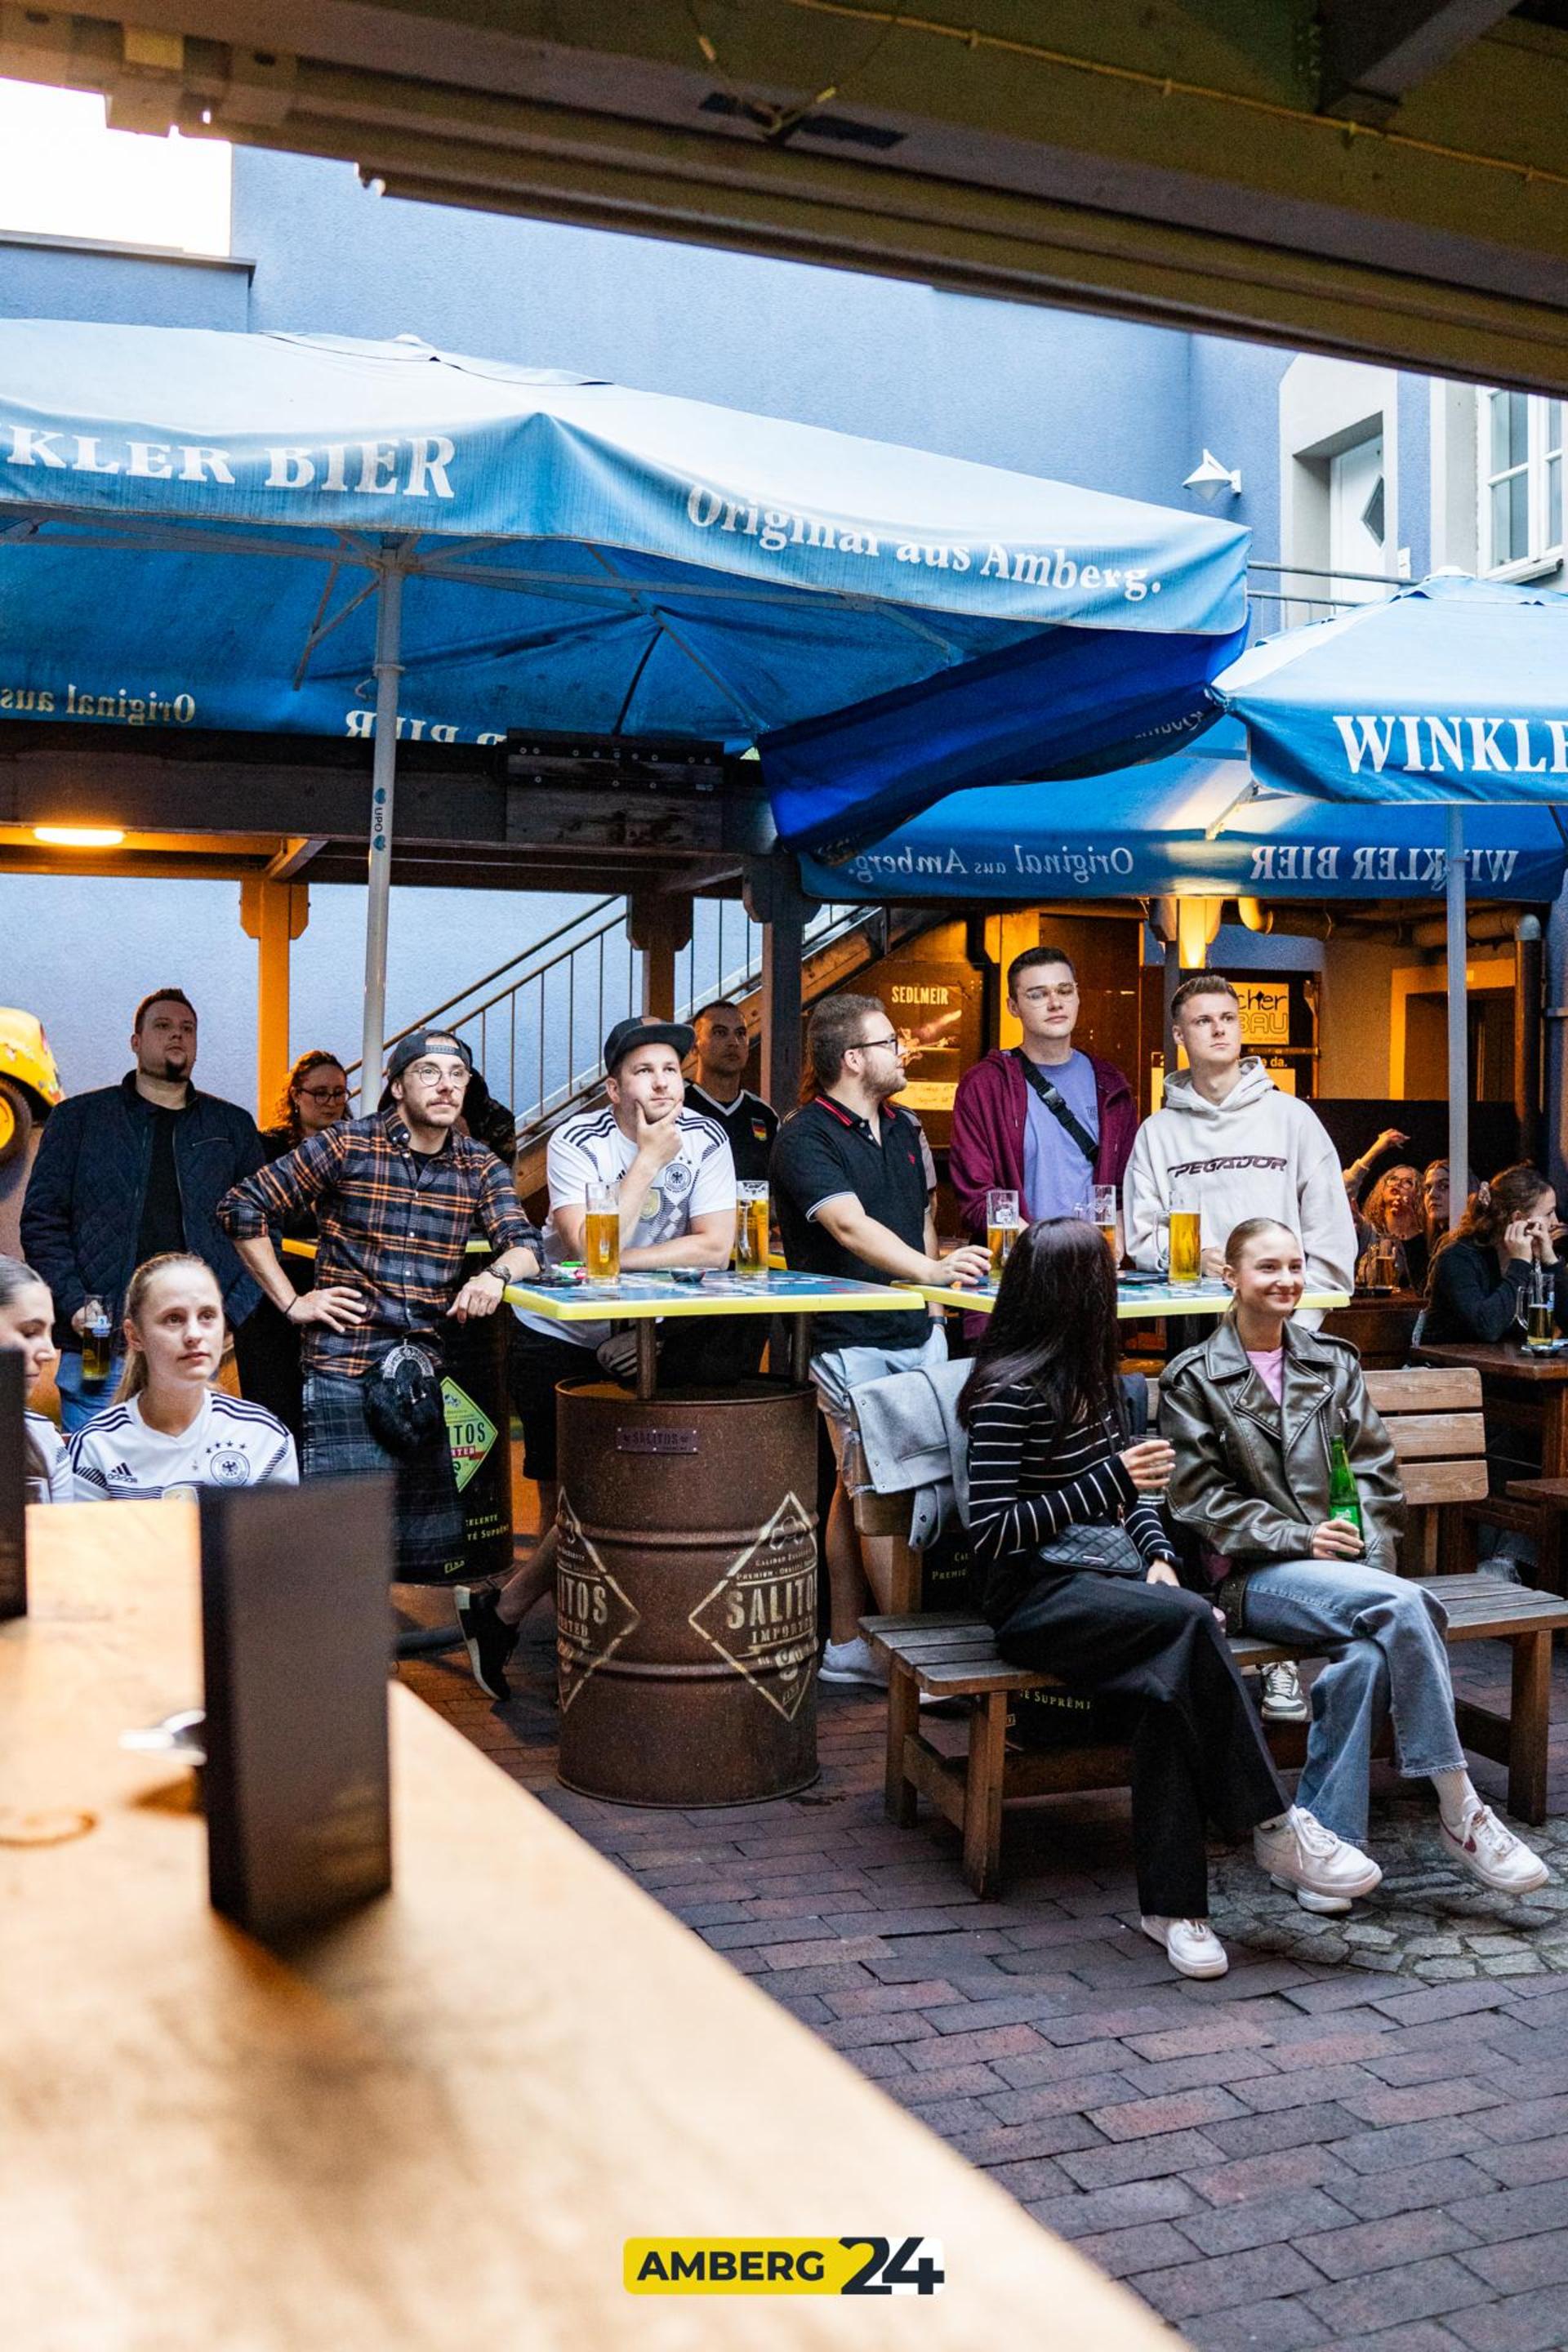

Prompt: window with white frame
xmin=1479 ymin=388 xmax=1563 ymax=576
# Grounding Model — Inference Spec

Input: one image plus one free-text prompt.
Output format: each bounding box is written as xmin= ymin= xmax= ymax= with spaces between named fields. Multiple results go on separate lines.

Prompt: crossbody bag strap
xmin=1013 ymin=1049 xmax=1099 ymax=1166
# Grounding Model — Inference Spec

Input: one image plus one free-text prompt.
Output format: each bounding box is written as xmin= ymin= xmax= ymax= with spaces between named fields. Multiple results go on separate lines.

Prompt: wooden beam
xmin=746 ymin=852 xmax=806 ymax=1114
xmin=1321 ymin=1 xmax=1517 ymax=117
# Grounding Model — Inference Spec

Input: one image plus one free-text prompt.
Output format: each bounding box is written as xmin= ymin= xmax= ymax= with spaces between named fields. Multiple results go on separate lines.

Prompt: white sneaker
xmin=1260 ymin=1662 xmax=1311 ymax=1722
xmin=1255 ymin=1805 xmax=1382 ymax=1905
xmin=1441 ymin=1802 xmax=1550 ymax=1894
xmin=1140 ymin=1915 xmax=1229 ymax=1980
xmin=818 ymin=1636 xmax=888 ymax=1688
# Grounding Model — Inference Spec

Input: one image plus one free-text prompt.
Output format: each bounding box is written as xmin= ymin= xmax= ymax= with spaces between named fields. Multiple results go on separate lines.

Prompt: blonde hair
xmin=116 ymin=1254 xmax=223 ymax=1401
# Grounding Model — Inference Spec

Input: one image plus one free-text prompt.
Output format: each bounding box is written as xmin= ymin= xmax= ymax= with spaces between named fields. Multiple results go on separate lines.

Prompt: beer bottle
xmin=1328 ymin=1437 xmax=1363 ymax=1536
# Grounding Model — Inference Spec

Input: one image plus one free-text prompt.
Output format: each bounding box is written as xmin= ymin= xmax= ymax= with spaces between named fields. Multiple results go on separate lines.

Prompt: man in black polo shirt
xmin=685 ymin=1000 xmax=778 ymax=1185
xmin=773 ymin=992 xmax=990 ymax=1686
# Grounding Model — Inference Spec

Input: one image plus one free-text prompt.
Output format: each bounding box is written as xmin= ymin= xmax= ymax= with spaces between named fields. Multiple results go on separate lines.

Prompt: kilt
xmin=303 ymin=1366 xmax=462 ymax=1584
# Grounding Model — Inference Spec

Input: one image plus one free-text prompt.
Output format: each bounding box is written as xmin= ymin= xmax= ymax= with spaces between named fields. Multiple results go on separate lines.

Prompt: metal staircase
xmin=345 ymin=894 xmax=946 ymax=1192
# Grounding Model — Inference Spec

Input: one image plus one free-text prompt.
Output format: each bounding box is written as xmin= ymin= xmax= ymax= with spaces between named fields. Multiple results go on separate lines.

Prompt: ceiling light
xmin=33 ymin=825 xmax=126 ymax=848
xmin=1183 ymin=450 xmax=1242 ymax=503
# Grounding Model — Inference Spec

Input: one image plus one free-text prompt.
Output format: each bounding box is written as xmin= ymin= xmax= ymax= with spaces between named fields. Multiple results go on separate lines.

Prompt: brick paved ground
xmin=400 ymin=1597 xmax=1568 ymax=2352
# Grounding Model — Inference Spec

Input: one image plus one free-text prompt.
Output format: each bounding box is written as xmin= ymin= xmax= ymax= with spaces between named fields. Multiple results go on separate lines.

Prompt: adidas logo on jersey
xmin=108 ymin=1461 xmax=136 ymax=1482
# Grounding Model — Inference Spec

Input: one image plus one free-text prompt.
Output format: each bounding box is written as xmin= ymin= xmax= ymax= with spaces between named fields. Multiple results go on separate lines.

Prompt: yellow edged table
xmin=903 ymin=1276 xmax=1352 ymax=1322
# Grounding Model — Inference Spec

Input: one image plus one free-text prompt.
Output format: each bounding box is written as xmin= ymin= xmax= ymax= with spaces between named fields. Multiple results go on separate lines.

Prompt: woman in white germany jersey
xmin=0 ymin=1254 xmax=74 ymax=1503
xmin=69 ymin=1253 xmax=298 ymax=1501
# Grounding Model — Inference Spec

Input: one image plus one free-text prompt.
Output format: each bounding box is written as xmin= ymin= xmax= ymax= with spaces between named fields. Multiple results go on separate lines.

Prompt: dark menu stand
xmin=0 ymin=1350 xmax=24 ymax=1620
xmin=199 ymin=1472 xmax=396 ymax=1941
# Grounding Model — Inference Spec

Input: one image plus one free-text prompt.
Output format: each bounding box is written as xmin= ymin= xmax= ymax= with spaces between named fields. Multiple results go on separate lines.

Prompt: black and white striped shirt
xmin=966 ymin=1380 xmax=1172 ymax=1580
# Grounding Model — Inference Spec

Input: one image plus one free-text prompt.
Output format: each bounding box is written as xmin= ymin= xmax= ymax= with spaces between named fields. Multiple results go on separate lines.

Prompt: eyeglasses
xmin=849 ymin=1034 xmax=901 ymax=1054
xmin=404 ymin=1062 xmax=468 ymax=1085
xmin=300 ymin=1085 xmax=348 ymax=1103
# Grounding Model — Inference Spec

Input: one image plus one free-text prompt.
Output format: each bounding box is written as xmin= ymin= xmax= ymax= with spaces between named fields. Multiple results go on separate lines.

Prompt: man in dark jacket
xmin=21 ymin=987 xmax=265 ymax=1429
xmin=950 ymin=946 xmax=1138 ymax=1241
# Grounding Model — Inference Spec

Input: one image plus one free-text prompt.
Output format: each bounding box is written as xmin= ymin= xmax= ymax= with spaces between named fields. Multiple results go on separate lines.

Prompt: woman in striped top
xmin=960 ymin=1218 xmax=1297 ymax=1980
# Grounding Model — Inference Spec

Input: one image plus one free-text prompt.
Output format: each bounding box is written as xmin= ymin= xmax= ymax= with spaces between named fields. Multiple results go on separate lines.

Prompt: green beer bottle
xmin=1328 ymin=1437 xmax=1363 ymax=1535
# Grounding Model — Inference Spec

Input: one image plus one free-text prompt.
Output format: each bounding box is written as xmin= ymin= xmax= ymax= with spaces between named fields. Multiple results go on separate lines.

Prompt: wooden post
xmin=982 ymin=911 xmax=1041 ymax=1047
xmin=239 ymin=877 xmax=310 ymax=1121
xmin=627 ymin=891 xmax=693 ymax=1022
xmin=746 ymin=853 xmax=807 ymax=1113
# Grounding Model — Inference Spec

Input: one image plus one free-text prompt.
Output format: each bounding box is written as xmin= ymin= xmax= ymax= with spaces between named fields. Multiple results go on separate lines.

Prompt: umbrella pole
xmin=361 ymin=546 xmax=406 ymax=1107
xmin=1446 ymin=806 xmax=1468 ymax=1230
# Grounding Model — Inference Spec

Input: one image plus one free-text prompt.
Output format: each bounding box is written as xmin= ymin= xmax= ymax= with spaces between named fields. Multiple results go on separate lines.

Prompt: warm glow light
xmin=33 ymin=825 xmax=126 ymax=848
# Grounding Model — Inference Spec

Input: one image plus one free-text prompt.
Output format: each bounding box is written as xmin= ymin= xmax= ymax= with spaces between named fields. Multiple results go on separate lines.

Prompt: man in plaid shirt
xmin=219 ymin=1028 xmax=541 ymax=1580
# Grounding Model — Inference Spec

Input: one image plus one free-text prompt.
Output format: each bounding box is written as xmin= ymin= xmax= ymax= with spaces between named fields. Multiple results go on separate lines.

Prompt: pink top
xmin=1246 ymin=1345 xmax=1285 ymax=1403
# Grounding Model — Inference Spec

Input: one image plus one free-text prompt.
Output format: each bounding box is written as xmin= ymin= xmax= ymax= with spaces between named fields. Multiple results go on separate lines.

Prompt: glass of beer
xmin=987 ymin=1189 xmax=1022 ymax=1279
xmin=582 ymin=1181 xmax=621 ymax=1283
xmin=81 ymin=1296 xmax=113 ymax=1386
xmin=734 ymin=1181 xmax=770 ymax=1279
xmin=1168 ymin=1174 xmax=1202 ymax=1286
xmin=1089 ymin=1183 xmax=1120 ymax=1265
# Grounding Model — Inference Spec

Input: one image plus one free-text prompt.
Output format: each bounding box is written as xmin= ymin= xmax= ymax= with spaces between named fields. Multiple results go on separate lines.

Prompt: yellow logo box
xmin=625 ymin=2238 xmax=945 ymax=2295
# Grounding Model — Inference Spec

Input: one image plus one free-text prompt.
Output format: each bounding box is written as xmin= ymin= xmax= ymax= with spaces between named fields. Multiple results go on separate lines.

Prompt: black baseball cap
xmin=385 ymin=1028 xmax=474 ymax=1085
xmin=603 ymin=1016 xmax=695 ymax=1074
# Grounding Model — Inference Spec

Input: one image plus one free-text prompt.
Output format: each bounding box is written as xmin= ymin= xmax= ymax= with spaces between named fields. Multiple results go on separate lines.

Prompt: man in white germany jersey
xmin=456 ymin=1016 xmax=737 ymax=1698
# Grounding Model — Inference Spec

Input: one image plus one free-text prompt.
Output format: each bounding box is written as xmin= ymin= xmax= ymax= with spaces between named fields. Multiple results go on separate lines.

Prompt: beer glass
xmin=1526 ymin=1262 xmax=1556 ymax=1352
xmin=734 ymin=1181 xmax=770 ymax=1279
xmin=987 ymin=1189 xmax=1022 ymax=1278
xmin=81 ymin=1296 xmax=113 ymax=1385
xmin=582 ymin=1181 xmax=621 ymax=1283
xmin=1167 ymin=1174 xmax=1202 ymax=1286
xmin=1089 ymin=1183 xmax=1120 ymax=1265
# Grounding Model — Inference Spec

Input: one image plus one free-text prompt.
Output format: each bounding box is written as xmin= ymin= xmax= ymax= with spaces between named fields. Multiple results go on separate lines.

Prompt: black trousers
xmin=231 ymin=1299 xmax=304 ymax=1445
xmin=993 ymin=1571 xmax=1288 ymax=1919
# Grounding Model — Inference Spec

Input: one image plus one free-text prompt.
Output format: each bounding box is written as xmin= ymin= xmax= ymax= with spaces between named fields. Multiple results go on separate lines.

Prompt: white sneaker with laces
xmin=1255 ymin=1805 xmax=1382 ymax=1904
xmin=1139 ymin=1915 xmax=1229 ymax=1980
xmin=1260 ymin=1662 xmax=1311 ymax=1722
xmin=818 ymin=1636 xmax=889 ymax=1688
xmin=1441 ymin=1802 xmax=1550 ymax=1894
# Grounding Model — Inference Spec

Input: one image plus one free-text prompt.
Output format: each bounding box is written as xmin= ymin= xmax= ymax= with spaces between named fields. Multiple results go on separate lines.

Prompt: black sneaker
xmin=454 ymin=1584 xmax=519 ymax=1700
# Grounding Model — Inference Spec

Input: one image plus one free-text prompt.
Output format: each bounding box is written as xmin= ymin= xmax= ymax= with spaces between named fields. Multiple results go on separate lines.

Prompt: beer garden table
xmin=901 ymin=1275 xmax=1353 ymax=1322
xmin=0 ymin=1500 xmax=1173 ymax=2352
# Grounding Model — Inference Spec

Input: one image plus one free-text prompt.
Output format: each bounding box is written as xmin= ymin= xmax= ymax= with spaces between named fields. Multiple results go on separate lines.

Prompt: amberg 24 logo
xmin=625 ymin=2236 xmax=945 ymax=2295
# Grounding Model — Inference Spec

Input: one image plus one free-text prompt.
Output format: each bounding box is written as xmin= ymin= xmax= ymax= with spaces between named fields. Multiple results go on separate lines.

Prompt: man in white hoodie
xmin=1126 ymin=976 xmax=1356 ymax=1317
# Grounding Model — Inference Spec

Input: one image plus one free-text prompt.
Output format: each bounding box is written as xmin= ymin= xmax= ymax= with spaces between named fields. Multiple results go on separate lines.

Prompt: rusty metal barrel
xmin=555 ymin=1379 xmax=819 ymax=1806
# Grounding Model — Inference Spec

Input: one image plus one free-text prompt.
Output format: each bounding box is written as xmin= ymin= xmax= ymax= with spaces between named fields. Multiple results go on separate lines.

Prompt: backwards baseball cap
xmin=385 ymin=1028 xmax=474 ymax=1085
xmin=603 ymin=1015 xmax=695 ymax=1075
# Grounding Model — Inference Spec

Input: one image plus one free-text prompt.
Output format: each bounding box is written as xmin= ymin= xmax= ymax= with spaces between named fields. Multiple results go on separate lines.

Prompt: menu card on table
xmin=199 ymin=1472 xmax=395 ymax=1940
xmin=0 ymin=1350 xmax=24 ymax=1619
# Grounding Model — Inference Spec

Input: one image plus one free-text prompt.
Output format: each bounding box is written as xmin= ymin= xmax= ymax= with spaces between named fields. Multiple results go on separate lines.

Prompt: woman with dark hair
xmin=0 ymin=1254 xmax=74 ymax=1501
xmin=1422 ymin=1163 xmax=1567 ymax=1345
xmin=241 ymin=1050 xmax=350 ymax=1439
xmin=960 ymin=1218 xmax=1339 ymax=1979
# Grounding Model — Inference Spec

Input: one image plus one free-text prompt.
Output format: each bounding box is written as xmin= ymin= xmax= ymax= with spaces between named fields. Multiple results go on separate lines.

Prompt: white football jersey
xmin=24 ymin=1410 xmax=74 ymax=1505
xmin=514 ymin=1103 xmax=736 ymax=1349
xmin=69 ymin=1389 xmax=299 ymax=1503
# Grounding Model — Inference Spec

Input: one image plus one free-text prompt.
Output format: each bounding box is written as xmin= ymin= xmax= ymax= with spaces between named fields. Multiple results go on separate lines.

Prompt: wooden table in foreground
xmin=0 ymin=1502 xmax=1170 ymax=2352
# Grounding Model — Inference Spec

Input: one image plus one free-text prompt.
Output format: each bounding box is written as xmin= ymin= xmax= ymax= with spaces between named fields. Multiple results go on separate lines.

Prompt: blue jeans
xmin=55 ymin=1349 xmax=126 ymax=1433
xmin=1240 ymin=1561 xmax=1464 ymax=1846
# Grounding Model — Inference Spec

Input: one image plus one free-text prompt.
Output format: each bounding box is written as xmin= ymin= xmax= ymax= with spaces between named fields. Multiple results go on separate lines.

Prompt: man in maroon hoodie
xmin=951 ymin=945 xmax=1138 ymax=1243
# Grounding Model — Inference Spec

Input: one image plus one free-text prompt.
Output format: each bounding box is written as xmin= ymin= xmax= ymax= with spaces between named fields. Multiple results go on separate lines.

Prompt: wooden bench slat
xmin=1388 ymin=1413 xmax=1486 ymax=1460
xmin=1400 ymin=1459 xmax=1490 ymax=1506
xmin=1367 ymin=1368 xmax=1482 ymax=1411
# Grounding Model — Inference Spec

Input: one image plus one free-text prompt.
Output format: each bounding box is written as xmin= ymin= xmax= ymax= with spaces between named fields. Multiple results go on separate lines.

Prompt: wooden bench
xmin=854 ymin=1367 xmax=1568 ymax=1896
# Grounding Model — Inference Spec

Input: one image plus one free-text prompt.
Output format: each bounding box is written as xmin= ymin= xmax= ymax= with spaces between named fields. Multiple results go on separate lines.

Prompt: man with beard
xmin=23 ymin=987 xmax=266 ymax=1429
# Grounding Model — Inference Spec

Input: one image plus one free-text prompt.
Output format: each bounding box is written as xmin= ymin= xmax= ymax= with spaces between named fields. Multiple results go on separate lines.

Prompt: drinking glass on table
xmin=733 ymin=1181 xmax=770 ymax=1279
xmin=1168 ymin=1173 xmax=1202 ymax=1286
xmin=1089 ymin=1183 xmax=1120 ymax=1266
xmin=583 ymin=1180 xmax=621 ymax=1282
xmin=987 ymin=1189 xmax=1022 ymax=1278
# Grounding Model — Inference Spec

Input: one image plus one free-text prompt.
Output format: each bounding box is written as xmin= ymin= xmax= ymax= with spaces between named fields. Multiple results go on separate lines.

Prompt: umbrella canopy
xmin=0 ymin=320 xmax=1249 ymax=854
xmin=1211 ymin=577 xmax=1568 ymax=1223
xmin=1213 ymin=573 xmax=1568 ymax=808
xmin=797 ymin=724 xmax=1568 ymax=904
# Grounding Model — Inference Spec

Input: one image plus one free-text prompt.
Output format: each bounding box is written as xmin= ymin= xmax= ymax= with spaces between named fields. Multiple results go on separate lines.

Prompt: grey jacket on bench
xmin=848 ymin=1357 xmax=973 ymax=1549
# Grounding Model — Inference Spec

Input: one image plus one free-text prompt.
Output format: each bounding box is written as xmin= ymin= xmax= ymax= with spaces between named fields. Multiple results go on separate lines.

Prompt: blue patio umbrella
xmin=795 ymin=721 xmax=1568 ymax=906
xmin=1214 ymin=577 xmax=1568 ymax=1214
xmin=0 ymin=320 xmax=1247 ymax=1082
